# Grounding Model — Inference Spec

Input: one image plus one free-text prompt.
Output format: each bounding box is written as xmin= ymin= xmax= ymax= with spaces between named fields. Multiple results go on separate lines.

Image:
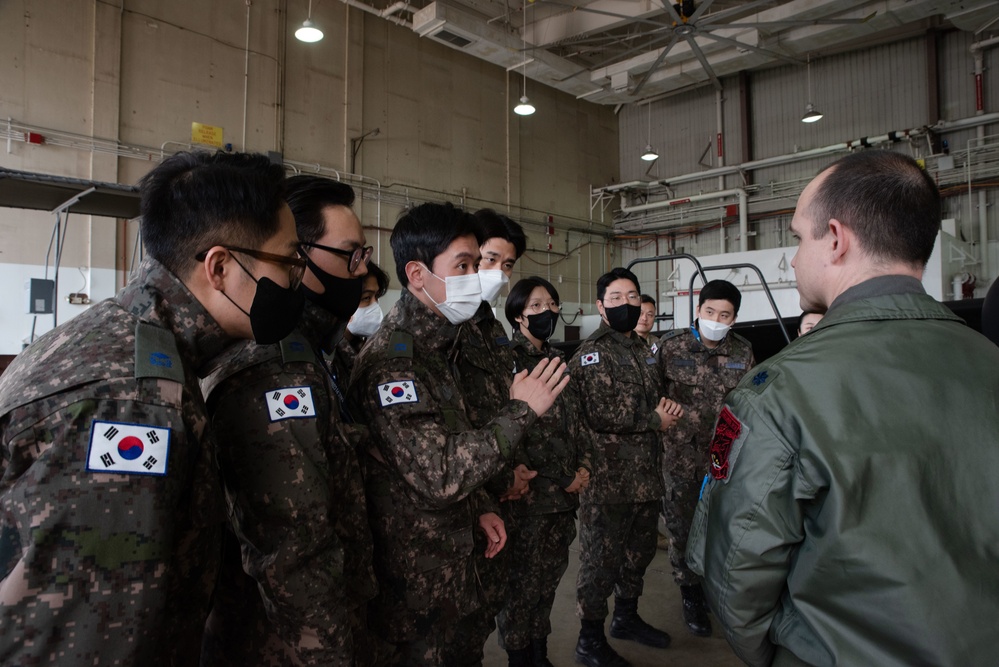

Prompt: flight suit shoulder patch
xmin=709 ymin=406 xmax=749 ymax=482
xmin=134 ymin=322 xmax=185 ymax=382
xmin=388 ymin=331 xmax=414 ymax=359
xmin=279 ymin=333 xmax=313 ymax=364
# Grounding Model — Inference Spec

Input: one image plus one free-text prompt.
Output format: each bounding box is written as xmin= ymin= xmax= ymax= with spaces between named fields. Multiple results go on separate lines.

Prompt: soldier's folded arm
xmin=354 ymin=362 xmax=537 ymax=509
xmin=209 ymin=382 xmax=346 ymax=648
xmin=687 ymin=396 xmax=805 ymax=667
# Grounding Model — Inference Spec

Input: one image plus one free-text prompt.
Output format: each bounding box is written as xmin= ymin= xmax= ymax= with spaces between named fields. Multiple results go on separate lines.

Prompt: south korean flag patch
xmin=86 ymin=420 xmax=171 ymax=476
xmin=265 ymin=386 xmax=317 ymax=421
xmin=581 ymin=351 xmax=601 ymax=367
xmin=378 ymin=380 xmax=419 ymax=407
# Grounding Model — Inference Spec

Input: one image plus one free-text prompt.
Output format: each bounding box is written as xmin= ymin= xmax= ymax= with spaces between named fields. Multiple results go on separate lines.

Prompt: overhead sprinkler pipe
xmin=620 ymin=188 xmax=749 ymax=252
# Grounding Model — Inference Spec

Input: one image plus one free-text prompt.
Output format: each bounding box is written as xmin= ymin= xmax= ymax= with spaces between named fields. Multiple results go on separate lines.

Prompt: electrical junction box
xmin=25 ymin=279 xmax=55 ymax=314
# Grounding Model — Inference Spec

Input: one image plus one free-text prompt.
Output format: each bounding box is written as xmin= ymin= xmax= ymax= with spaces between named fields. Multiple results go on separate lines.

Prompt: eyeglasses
xmin=601 ymin=291 xmax=641 ymax=307
xmin=300 ymin=241 xmax=373 ymax=274
xmin=195 ymin=246 xmax=307 ymax=290
xmin=525 ymin=300 xmax=560 ymax=314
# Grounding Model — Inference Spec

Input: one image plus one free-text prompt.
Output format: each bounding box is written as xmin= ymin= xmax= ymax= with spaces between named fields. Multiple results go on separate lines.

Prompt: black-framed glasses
xmin=195 ymin=246 xmax=307 ymax=290
xmin=300 ymin=241 xmax=373 ymax=274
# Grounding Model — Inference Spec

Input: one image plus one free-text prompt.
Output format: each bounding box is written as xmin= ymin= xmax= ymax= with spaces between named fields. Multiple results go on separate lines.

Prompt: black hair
xmin=640 ymin=294 xmax=657 ymax=307
xmin=390 ymin=202 xmax=482 ymax=288
xmin=365 ymin=261 xmax=390 ymax=299
xmin=810 ymin=150 xmax=940 ymax=266
xmin=698 ymin=280 xmax=742 ymax=313
xmin=138 ymin=151 xmax=287 ymax=276
xmin=797 ymin=309 xmax=822 ymax=333
xmin=505 ymin=276 xmax=560 ymax=328
xmin=473 ymin=209 xmax=528 ymax=259
xmin=284 ymin=175 xmax=356 ymax=245
xmin=596 ymin=267 xmax=641 ymax=301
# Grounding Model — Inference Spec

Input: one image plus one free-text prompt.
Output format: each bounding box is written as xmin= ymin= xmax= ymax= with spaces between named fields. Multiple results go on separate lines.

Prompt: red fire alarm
xmin=26 ymin=132 xmax=45 ymax=145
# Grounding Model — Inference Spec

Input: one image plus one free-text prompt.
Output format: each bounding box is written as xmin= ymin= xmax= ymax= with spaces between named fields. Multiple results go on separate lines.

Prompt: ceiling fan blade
xmin=684 ymin=34 xmax=724 ymax=90
xmin=632 ymin=33 xmax=682 ymax=97
xmin=721 ymin=13 xmax=877 ymax=29
xmin=659 ymin=0 xmax=686 ymax=26
xmin=697 ymin=0 xmax=781 ymax=26
xmin=698 ymin=30 xmax=803 ymax=65
xmin=555 ymin=30 xmax=677 ymax=81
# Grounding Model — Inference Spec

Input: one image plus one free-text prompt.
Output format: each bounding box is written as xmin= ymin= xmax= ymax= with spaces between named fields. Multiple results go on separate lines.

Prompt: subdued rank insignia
xmin=378 ymin=380 xmax=419 ymax=406
xmin=86 ymin=420 xmax=171 ymax=476
xmin=265 ymin=386 xmax=317 ymax=421
xmin=709 ymin=406 xmax=745 ymax=481
xmin=581 ymin=352 xmax=600 ymax=366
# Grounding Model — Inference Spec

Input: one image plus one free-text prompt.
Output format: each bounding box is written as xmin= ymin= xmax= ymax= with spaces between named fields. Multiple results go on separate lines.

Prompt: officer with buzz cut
xmin=0 ymin=151 xmax=303 ymax=666
xmin=348 ymin=202 xmax=569 ymax=666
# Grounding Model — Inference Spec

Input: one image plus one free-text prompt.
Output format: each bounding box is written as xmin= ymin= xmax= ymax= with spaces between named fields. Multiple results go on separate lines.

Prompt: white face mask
xmin=698 ymin=318 xmax=732 ymax=342
xmin=347 ymin=301 xmax=383 ymax=338
xmin=422 ymin=266 xmax=482 ymax=325
xmin=478 ymin=269 xmax=509 ymax=306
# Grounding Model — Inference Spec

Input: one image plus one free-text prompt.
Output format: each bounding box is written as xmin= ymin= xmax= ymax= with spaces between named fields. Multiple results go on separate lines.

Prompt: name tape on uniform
xmin=265 ymin=386 xmax=317 ymax=421
xmin=378 ymin=380 xmax=419 ymax=406
xmin=581 ymin=351 xmax=601 ymax=366
xmin=87 ymin=420 xmax=171 ymax=476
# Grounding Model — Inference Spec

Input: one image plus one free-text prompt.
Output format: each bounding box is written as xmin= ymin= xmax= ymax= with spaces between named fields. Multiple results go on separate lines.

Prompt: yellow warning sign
xmin=191 ymin=122 xmax=223 ymax=148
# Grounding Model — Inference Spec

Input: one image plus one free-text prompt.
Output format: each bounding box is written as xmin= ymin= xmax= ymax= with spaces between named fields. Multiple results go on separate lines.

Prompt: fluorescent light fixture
xmin=514 ymin=96 xmax=536 ymax=116
xmin=641 ymin=144 xmax=659 ymax=161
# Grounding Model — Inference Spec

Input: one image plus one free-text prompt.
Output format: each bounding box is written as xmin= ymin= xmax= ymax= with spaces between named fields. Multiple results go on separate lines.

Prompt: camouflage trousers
xmin=576 ymin=501 xmax=659 ymax=620
xmin=497 ymin=510 xmax=577 ymax=651
xmin=445 ymin=510 xmax=514 ymax=667
xmin=661 ymin=474 xmax=704 ymax=587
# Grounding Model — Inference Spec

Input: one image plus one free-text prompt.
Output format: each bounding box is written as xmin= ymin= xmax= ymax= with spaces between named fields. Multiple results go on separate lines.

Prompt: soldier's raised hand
xmin=510 ymin=356 xmax=570 ymax=417
xmin=655 ymin=397 xmax=684 ymax=431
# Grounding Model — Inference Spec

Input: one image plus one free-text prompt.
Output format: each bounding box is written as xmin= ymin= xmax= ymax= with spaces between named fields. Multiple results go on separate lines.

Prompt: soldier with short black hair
xmin=0 ymin=151 xmax=303 ymax=665
xmin=657 ymin=278 xmax=754 ymax=637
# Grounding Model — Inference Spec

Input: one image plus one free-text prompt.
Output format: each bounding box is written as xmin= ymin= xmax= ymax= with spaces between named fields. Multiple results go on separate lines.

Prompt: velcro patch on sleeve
xmin=86 ymin=420 xmax=171 ymax=476
xmin=581 ymin=352 xmax=600 ymax=366
xmin=378 ymin=380 xmax=419 ymax=406
xmin=709 ymin=406 xmax=745 ymax=481
xmin=264 ymin=386 xmax=317 ymax=421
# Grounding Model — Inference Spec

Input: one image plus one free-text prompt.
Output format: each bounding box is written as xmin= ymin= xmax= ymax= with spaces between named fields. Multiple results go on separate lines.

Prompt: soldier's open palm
xmin=510 ymin=356 xmax=570 ymax=417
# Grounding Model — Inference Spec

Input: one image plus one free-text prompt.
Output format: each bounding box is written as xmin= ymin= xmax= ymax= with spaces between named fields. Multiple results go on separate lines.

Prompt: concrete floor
xmin=483 ymin=528 xmax=744 ymax=667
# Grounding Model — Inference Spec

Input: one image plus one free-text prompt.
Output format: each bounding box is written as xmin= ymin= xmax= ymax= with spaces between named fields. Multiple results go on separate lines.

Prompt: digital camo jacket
xmin=199 ymin=302 xmax=376 ymax=666
xmin=0 ymin=258 xmax=228 ymax=666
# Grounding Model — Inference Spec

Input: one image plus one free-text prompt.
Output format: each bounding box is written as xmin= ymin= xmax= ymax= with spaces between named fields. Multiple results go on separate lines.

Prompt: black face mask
xmin=301 ymin=255 xmax=363 ymax=320
xmin=603 ymin=303 xmax=642 ymax=333
xmin=524 ymin=310 xmax=559 ymax=341
xmin=224 ymin=256 xmax=305 ymax=345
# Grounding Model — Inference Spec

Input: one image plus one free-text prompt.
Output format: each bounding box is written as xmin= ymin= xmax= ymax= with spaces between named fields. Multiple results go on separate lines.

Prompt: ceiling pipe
xmin=341 ymin=0 xmax=412 ymax=28
xmin=621 ymin=188 xmax=749 ymax=252
xmin=970 ymin=35 xmax=999 ymax=286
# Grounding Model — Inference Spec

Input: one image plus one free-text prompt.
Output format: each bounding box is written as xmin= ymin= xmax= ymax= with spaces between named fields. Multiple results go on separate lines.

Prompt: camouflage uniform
xmin=569 ymin=322 xmax=665 ymax=621
xmin=497 ymin=332 xmax=591 ymax=651
xmin=657 ymin=328 xmax=753 ymax=586
xmin=637 ymin=332 xmax=661 ymax=354
xmin=448 ymin=302 xmax=519 ymax=666
xmin=348 ymin=291 xmax=536 ymax=666
xmin=0 ymin=258 xmax=227 ymax=666
xmin=199 ymin=302 xmax=378 ymax=666
xmin=332 ymin=332 xmax=364 ymax=391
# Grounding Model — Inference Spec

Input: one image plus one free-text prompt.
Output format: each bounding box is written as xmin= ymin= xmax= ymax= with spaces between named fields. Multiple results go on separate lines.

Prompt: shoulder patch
xmin=581 ymin=351 xmax=600 ymax=366
xmin=279 ymin=333 xmax=313 ymax=364
xmin=264 ymin=386 xmax=317 ymax=421
xmin=388 ymin=331 xmax=414 ymax=359
xmin=87 ymin=420 xmax=171 ymax=476
xmin=747 ymin=367 xmax=779 ymax=393
xmin=134 ymin=322 xmax=185 ymax=382
xmin=709 ymin=406 xmax=748 ymax=482
xmin=378 ymin=380 xmax=419 ymax=406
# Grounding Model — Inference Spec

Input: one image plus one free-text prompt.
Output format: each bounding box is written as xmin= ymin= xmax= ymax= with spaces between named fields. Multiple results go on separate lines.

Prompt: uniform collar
xmin=390 ymin=289 xmax=461 ymax=351
xmin=471 ymin=300 xmax=495 ymax=325
xmin=828 ymin=275 xmax=926 ymax=312
xmin=593 ymin=320 xmax=640 ymax=347
xmin=115 ymin=257 xmax=231 ymax=377
xmin=298 ymin=300 xmax=346 ymax=355
xmin=511 ymin=329 xmax=550 ymax=356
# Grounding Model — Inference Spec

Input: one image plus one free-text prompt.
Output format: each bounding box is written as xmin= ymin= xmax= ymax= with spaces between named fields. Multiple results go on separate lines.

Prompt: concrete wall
xmin=0 ymin=0 xmax=619 ymax=354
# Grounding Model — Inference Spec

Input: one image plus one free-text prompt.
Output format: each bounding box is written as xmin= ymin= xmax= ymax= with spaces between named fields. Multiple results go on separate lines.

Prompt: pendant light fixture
xmin=801 ymin=55 xmax=823 ymax=123
xmin=513 ymin=0 xmax=535 ymax=116
xmin=640 ymin=102 xmax=658 ymax=161
xmin=295 ymin=0 xmax=324 ymax=43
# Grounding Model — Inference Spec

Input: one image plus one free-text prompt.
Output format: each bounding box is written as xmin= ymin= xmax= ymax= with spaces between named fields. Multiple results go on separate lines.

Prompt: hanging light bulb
xmin=801 ymin=55 xmax=823 ymax=123
xmin=295 ymin=0 xmax=323 ymax=42
xmin=641 ymin=144 xmax=659 ymax=161
xmin=514 ymin=95 xmax=536 ymax=116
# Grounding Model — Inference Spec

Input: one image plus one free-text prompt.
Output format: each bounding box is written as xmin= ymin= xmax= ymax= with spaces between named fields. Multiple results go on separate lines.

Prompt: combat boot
xmin=529 ymin=637 xmax=555 ymax=667
xmin=680 ymin=584 xmax=713 ymax=637
xmin=609 ymin=597 xmax=671 ymax=648
xmin=507 ymin=647 xmax=532 ymax=667
xmin=575 ymin=619 xmax=631 ymax=667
